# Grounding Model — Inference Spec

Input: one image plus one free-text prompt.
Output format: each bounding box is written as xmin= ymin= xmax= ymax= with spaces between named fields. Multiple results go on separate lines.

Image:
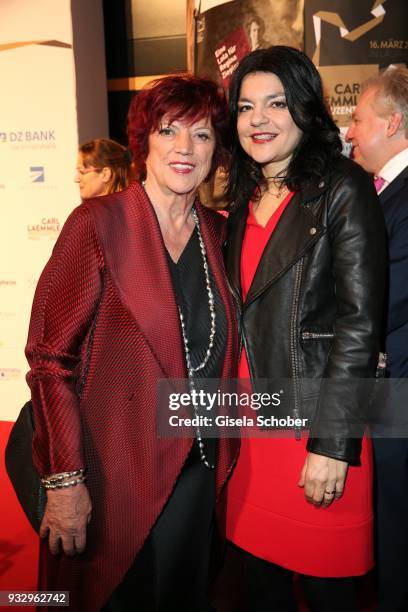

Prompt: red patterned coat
xmin=26 ymin=182 xmax=239 ymax=611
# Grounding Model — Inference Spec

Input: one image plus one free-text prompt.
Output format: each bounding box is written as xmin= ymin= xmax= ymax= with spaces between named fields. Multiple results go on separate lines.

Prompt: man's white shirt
xmin=377 ymin=147 xmax=408 ymax=193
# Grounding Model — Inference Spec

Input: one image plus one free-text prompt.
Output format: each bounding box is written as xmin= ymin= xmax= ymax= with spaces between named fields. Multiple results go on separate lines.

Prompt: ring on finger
xmin=324 ymin=489 xmax=336 ymax=495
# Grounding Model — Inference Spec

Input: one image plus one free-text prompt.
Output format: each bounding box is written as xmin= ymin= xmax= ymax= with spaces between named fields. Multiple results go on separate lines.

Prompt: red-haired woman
xmin=25 ymin=75 xmax=238 ymax=611
xmin=75 ymin=138 xmax=133 ymax=199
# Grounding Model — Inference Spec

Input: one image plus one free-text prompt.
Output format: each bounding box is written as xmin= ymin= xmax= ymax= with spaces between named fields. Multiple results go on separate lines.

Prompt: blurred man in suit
xmin=347 ymin=66 xmax=408 ymax=612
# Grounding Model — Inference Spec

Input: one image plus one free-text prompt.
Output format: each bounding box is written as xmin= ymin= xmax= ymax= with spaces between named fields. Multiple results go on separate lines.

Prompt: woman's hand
xmin=298 ymin=452 xmax=348 ymax=507
xmin=39 ymin=484 xmax=92 ymax=555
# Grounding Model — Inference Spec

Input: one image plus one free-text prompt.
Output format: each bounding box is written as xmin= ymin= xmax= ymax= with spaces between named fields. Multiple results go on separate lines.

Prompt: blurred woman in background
xmin=75 ymin=138 xmax=133 ymax=199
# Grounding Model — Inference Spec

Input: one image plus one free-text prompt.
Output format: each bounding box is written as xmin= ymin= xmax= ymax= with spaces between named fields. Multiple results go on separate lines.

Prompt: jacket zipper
xmin=301 ymin=331 xmax=334 ymax=340
xmin=290 ymin=260 xmax=304 ymax=440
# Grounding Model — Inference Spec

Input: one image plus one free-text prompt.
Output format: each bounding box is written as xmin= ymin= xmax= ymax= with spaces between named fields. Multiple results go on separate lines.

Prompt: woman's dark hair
xmin=226 ymin=46 xmax=342 ymax=209
xmin=79 ymin=138 xmax=133 ymax=194
xmin=127 ymin=74 xmax=229 ymax=180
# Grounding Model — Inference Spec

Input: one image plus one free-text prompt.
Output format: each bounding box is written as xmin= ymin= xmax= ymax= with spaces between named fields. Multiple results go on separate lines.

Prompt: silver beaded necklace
xmin=178 ymin=207 xmax=216 ymax=469
xmin=141 ymin=180 xmax=217 ymax=469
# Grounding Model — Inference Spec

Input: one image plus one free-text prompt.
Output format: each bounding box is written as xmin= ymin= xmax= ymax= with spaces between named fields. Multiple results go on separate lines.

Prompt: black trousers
xmin=237 ymin=546 xmax=358 ymax=612
xmin=373 ymin=437 xmax=408 ymax=612
xmin=102 ymin=443 xmax=216 ymax=612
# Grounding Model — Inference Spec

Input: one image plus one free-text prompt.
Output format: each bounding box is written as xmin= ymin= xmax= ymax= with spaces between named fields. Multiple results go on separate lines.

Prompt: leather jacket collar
xmin=226 ymin=176 xmax=329 ymax=309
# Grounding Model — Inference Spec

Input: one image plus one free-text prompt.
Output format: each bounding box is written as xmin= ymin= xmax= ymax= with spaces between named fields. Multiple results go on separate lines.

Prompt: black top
xmin=167 ymin=226 xmax=227 ymax=380
xmin=167 ymin=226 xmax=227 ymax=464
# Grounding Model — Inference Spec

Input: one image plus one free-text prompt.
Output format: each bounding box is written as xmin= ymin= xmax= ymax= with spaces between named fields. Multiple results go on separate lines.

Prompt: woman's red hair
xmin=127 ymin=74 xmax=229 ymax=179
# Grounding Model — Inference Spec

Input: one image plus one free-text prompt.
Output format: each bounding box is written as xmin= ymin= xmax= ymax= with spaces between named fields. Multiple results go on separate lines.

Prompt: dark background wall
xmin=103 ymin=0 xmax=187 ymax=144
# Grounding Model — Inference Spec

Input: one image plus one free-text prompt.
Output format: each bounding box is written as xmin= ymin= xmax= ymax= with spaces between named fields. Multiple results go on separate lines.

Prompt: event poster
xmin=304 ymin=0 xmax=408 ymax=128
xmin=195 ymin=0 xmax=304 ymax=86
xmin=193 ymin=0 xmax=304 ymax=206
xmin=195 ymin=0 xmax=408 ymax=132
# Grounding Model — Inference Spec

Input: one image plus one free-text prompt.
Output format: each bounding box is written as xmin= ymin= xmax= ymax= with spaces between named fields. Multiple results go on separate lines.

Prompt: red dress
xmin=226 ymin=193 xmax=374 ymax=577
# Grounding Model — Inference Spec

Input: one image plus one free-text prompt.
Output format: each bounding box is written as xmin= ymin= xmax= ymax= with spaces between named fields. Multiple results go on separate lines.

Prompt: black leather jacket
xmin=225 ymin=156 xmax=387 ymax=465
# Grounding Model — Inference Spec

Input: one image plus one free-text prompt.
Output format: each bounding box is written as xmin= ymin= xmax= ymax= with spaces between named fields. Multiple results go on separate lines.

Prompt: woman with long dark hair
xmin=224 ymin=46 xmax=386 ymax=610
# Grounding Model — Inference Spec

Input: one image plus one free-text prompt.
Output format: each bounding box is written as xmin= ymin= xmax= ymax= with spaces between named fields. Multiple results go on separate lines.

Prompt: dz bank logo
xmin=30 ymin=166 xmax=45 ymax=183
xmin=0 ymin=130 xmax=55 ymax=143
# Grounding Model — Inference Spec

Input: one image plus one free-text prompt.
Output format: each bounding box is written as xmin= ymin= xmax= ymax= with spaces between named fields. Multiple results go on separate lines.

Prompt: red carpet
xmin=0 ymin=420 xmax=38 ymax=605
xmin=0 ymin=420 xmax=376 ymax=611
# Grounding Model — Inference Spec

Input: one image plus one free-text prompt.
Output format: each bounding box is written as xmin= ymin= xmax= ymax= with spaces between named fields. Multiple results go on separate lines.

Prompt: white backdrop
xmin=0 ymin=0 xmax=108 ymax=420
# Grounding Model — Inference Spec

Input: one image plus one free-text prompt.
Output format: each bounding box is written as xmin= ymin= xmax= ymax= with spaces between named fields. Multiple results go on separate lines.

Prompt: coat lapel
xmin=90 ymin=183 xmax=238 ymax=382
xmin=226 ymin=190 xmax=325 ymax=308
xmin=246 ymin=192 xmax=325 ymax=306
xmin=379 ymin=166 xmax=408 ymax=206
xmin=196 ymin=203 xmax=238 ymax=379
xmin=196 ymin=204 xmax=240 ymax=492
xmin=224 ymin=204 xmax=248 ymax=303
xmin=89 ymin=181 xmax=185 ymax=380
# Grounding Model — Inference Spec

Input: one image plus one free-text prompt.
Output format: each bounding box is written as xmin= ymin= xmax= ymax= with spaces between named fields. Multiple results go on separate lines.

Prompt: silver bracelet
xmin=41 ymin=469 xmax=86 ymax=487
xmin=42 ymin=475 xmax=87 ymax=490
